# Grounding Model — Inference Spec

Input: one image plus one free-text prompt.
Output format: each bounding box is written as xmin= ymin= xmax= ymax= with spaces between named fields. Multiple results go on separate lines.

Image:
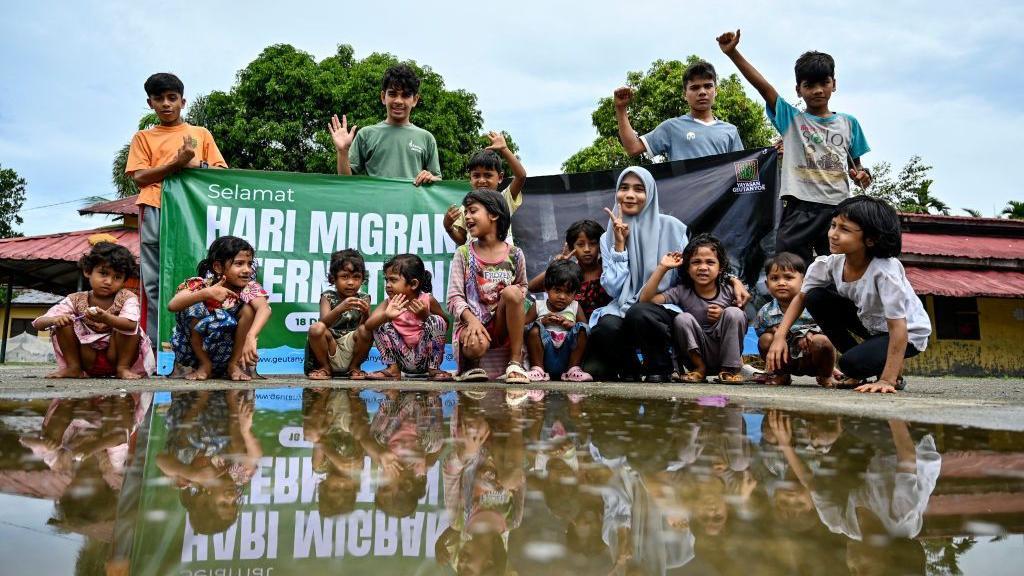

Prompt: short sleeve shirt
xmin=802 ymin=254 xmax=931 ymax=351
xmin=754 ymin=298 xmax=819 ymax=337
xmin=348 ymin=122 xmax=441 ymax=179
xmin=127 ymin=123 xmax=228 ymax=208
xmin=768 ymin=97 xmax=870 ymax=205
xmin=660 ymin=283 xmax=738 ymax=329
xmin=641 ymin=115 xmax=744 ymax=161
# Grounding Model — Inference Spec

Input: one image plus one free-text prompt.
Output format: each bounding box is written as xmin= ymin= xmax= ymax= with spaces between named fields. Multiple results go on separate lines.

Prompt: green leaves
xmin=0 ymin=165 xmax=27 ymax=238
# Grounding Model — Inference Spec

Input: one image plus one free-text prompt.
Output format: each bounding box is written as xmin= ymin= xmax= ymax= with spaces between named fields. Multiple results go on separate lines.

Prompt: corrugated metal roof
xmin=0 ymin=227 xmax=139 ymax=262
xmin=905 ymin=266 xmax=1024 ymax=297
xmin=902 ymin=233 xmax=1024 ymax=260
xmin=11 ymin=288 xmax=62 ymax=305
xmin=78 ymin=195 xmax=140 ymax=216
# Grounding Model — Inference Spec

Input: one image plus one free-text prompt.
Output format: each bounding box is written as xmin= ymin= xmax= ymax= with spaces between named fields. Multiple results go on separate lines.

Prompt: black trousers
xmin=584 ymin=303 xmax=678 ymax=379
xmin=776 ymin=198 xmax=834 ymax=264
xmin=805 ymin=288 xmax=920 ymax=379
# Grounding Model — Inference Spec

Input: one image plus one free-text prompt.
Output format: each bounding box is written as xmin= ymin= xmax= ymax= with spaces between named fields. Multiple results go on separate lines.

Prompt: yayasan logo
xmin=732 ymin=159 xmax=767 ymax=194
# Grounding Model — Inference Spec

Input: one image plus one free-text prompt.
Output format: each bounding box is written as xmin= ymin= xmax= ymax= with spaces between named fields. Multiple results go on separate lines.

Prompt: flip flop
xmin=428 ymin=370 xmax=453 ymax=382
xmin=713 ymin=371 xmax=753 ymax=385
xmin=455 ymin=368 xmax=489 ymax=382
xmin=306 ymin=368 xmax=331 ymax=381
xmin=366 ymin=369 xmax=400 ymax=381
xmin=675 ymin=371 xmax=707 ymax=383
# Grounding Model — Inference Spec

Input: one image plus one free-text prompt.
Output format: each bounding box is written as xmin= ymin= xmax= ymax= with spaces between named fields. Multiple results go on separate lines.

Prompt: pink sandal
xmin=525 ymin=366 xmax=550 ymax=382
xmin=561 ymin=366 xmax=593 ymax=382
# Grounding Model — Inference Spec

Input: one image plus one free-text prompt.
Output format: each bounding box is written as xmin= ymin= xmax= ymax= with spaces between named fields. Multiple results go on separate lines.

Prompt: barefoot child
xmin=33 ymin=241 xmax=154 ymax=379
xmin=767 ymin=196 xmax=931 ymax=393
xmin=304 ymin=249 xmax=373 ymax=380
xmin=754 ymin=252 xmax=836 ymax=386
xmin=528 ymin=219 xmax=611 ymax=318
xmin=447 ymin=189 xmax=530 ymax=383
xmin=638 ymin=234 xmax=748 ymax=383
xmin=524 ymin=259 xmax=592 ymax=382
xmin=443 ymin=131 xmax=527 ymax=245
xmin=363 ymin=254 xmax=451 ymax=380
xmin=168 ymin=236 xmax=271 ymax=381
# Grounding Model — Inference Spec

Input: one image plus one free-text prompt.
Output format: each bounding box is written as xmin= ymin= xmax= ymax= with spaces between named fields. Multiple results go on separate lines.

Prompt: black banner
xmin=512 ymin=147 xmax=779 ymax=287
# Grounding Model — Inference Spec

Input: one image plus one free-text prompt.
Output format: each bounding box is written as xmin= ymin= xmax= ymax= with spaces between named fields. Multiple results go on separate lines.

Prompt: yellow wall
xmin=0 ymin=306 xmax=52 ymax=341
xmin=907 ymin=296 xmax=1024 ymax=376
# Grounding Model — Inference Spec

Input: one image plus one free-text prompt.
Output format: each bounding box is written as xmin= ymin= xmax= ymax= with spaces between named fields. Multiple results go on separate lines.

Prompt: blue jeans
xmin=530 ymin=321 xmax=586 ymax=378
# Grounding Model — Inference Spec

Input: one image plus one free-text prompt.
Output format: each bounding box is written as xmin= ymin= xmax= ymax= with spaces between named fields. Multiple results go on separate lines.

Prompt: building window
xmin=9 ymin=319 xmax=36 ymax=337
xmin=933 ymin=296 xmax=981 ymax=340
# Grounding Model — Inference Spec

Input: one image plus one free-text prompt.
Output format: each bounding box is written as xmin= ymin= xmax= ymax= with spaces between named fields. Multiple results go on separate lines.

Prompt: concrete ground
xmin=2 ymin=363 xmax=1023 ymax=431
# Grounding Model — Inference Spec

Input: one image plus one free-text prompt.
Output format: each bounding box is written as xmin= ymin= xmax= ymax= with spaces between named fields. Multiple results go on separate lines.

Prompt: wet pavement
xmin=1 ymin=384 xmax=1023 ymax=575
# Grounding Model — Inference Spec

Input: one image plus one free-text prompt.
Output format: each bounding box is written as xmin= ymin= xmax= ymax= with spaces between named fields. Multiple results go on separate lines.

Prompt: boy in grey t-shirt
xmin=614 ymin=61 xmax=744 ymax=162
xmin=718 ymin=29 xmax=873 ymax=264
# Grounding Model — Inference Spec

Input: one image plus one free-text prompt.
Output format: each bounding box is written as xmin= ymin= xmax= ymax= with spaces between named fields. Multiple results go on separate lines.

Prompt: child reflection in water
xmin=156 ymin=390 xmax=262 ymax=535
xmin=303 ymin=388 xmax=366 ymax=517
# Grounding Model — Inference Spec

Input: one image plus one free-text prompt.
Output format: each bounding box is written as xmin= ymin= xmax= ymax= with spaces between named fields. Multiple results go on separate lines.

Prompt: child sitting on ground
xmin=444 ymin=131 xmax=528 ymax=245
xmin=363 ymin=254 xmax=451 ymax=381
xmin=767 ymin=196 xmax=931 ymax=393
xmin=303 ymin=388 xmax=367 ymax=518
xmin=754 ymin=252 xmax=836 ymax=387
xmin=528 ymin=219 xmax=612 ymax=318
xmin=638 ymin=233 xmax=748 ymax=383
xmin=167 ymin=236 xmax=272 ymax=381
xmin=524 ymin=259 xmax=592 ymax=382
xmin=33 ymin=241 xmax=154 ymax=379
xmin=447 ymin=189 xmax=530 ymax=383
xmin=304 ymin=249 xmax=373 ymax=380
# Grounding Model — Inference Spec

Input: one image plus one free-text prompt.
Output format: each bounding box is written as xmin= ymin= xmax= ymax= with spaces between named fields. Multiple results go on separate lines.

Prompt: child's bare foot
xmin=186 ymin=364 xmax=213 ymax=381
xmin=46 ymin=366 xmax=87 ymax=379
xmin=428 ymin=368 xmax=453 ymax=381
xmin=116 ymin=367 xmax=143 ymax=380
xmin=307 ymin=367 xmax=331 ymax=381
xmin=767 ymin=373 xmax=792 ymax=386
xmin=816 ymin=375 xmax=835 ymax=388
xmin=228 ymin=365 xmax=252 ymax=381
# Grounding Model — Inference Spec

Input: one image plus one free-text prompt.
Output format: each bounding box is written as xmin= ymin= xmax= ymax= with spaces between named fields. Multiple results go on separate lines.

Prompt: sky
xmin=2 ymin=0 xmax=1022 ymax=237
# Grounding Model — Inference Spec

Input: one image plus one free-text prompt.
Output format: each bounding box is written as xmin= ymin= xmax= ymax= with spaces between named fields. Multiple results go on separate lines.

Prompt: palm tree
xmin=962 ymin=208 xmax=983 ymax=218
xmin=900 ymin=180 xmax=951 ymax=215
xmin=1002 ymin=200 xmax=1024 ymax=220
xmin=110 ymin=113 xmax=159 ymax=199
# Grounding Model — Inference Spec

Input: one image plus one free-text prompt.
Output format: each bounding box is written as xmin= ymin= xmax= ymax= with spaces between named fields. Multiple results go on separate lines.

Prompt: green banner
xmin=159 ymin=169 xmax=469 ymax=374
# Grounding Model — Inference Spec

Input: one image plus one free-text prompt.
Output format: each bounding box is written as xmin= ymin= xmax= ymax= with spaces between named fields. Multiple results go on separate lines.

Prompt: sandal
xmin=366 ymin=369 xmax=399 ymax=381
xmin=525 ymin=366 xmax=550 ymax=382
xmin=455 ymin=367 xmax=489 ymax=382
xmin=560 ymin=366 xmax=593 ymax=382
xmin=348 ymin=369 xmax=368 ymax=381
xmin=834 ymin=376 xmax=869 ymax=389
xmin=675 ymin=371 xmax=707 ymax=383
xmin=504 ymin=362 xmax=531 ymax=385
xmin=715 ymin=371 xmax=750 ymax=385
xmin=506 ymin=390 xmax=529 ymax=407
xmin=307 ymin=368 xmax=331 ymax=381
xmin=429 ymin=369 xmax=453 ymax=382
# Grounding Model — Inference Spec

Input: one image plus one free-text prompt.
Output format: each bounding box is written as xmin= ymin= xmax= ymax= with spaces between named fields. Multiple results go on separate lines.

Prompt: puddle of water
xmin=0 ymin=387 xmax=1022 ymax=575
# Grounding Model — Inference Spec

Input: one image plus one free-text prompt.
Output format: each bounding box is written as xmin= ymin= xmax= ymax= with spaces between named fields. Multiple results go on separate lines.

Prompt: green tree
xmin=0 ymin=165 xmax=27 ymax=238
xmin=962 ymin=208 xmax=983 ymax=218
xmin=855 ymin=155 xmax=934 ymax=208
xmin=183 ymin=44 xmax=510 ymax=180
xmin=562 ymin=56 xmax=775 ymax=172
xmin=111 ymin=113 xmax=159 ymax=198
xmin=1002 ymin=200 xmax=1024 ymax=220
xmin=900 ymin=180 xmax=950 ymax=215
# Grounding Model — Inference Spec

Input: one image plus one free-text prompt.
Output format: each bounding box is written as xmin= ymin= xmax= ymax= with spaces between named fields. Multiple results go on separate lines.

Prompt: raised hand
xmin=485 ymin=130 xmax=508 ymax=151
xmin=767 ymin=410 xmax=793 ymax=445
xmin=660 ymin=251 xmax=684 ymax=269
xmin=849 ymin=167 xmax=872 ymax=188
xmin=329 ymin=114 xmax=357 ymax=151
xmin=603 ymin=204 xmax=630 ymax=250
xmin=385 ymin=294 xmax=408 ymax=320
xmin=554 ymin=243 xmax=578 ymax=261
xmin=443 ymin=204 xmax=461 ymax=228
xmin=716 ymin=29 xmax=741 ymax=54
xmin=407 ymin=297 xmax=429 ymax=320
xmin=175 ymin=135 xmax=196 ymax=167
xmin=613 ymin=87 xmax=633 ymax=109
xmin=204 ymin=278 xmax=237 ymax=303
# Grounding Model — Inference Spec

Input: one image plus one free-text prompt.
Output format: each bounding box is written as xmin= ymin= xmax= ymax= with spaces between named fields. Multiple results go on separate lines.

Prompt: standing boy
xmin=443 ymin=130 xmax=527 ymax=245
xmin=614 ymin=60 xmax=744 ymax=161
xmin=717 ymin=29 xmax=872 ymax=264
xmin=329 ymin=64 xmax=441 ymax=186
xmin=127 ymin=72 xmax=228 ymax=346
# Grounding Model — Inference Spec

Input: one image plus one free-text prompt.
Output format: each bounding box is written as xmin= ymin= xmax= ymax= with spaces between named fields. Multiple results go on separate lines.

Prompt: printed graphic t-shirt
xmin=348 ymin=122 xmax=441 ymax=179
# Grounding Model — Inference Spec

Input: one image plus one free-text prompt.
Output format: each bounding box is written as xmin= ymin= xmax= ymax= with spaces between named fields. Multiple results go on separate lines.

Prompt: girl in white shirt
xmin=766 ymin=196 xmax=931 ymax=393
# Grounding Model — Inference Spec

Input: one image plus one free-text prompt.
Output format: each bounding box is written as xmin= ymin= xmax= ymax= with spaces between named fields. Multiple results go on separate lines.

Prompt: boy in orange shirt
xmin=126 ymin=73 xmax=227 ymax=346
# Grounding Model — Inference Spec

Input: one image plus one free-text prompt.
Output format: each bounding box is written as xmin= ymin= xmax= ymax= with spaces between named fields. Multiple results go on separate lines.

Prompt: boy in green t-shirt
xmin=329 ymin=64 xmax=441 ymax=186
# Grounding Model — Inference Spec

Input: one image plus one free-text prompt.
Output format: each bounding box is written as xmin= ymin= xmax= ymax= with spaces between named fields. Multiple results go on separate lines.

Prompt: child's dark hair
xmin=467 ymin=149 xmax=504 ymax=174
xmin=144 ymin=72 xmax=184 ymax=97
xmin=794 ymin=51 xmax=835 ymax=85
xmin=683 ymin=60 xmax=718 ymax=85
xmin=197 ymin=236 xmax=254 ymax=279
xmin=383 ymin=253 xmax=432 ymax=294
xmin=679 ymin=233 xmax=730 ymax=288
xmin=764 ymin=252 xmax=807 ymax=277
xmin=565 ymin=219 xmax=604 ymax=246
xmin=79 ymin=242 xmax=139 ymax=279
xmin=381 ymin=64 xmax=420 ymax=96
xmin=463 ymin=189 xmax=511 ymax=241
xmin=327 ymin=249 xmax=366 ymax=281
xmin=832 ymin=196 xmax=902 ymax=258
xmin=544 ymin=259 xmax=582 ymax=293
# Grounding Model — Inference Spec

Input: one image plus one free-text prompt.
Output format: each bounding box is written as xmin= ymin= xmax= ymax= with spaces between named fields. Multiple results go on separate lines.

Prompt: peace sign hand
xmin=603 ymin=205 xmax=630 ymax=251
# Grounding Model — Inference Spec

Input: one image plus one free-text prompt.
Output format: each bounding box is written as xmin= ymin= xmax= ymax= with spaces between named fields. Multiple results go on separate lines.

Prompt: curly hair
xmin=678 ymin=233 xmax=730 ymax=289
xmin=327 ymin=249 xmax=367 ymax=281
xmin=79 ymin=242 xmax=139 ymax=279
xmin=381 ymin=64 xmax=421 ymax=95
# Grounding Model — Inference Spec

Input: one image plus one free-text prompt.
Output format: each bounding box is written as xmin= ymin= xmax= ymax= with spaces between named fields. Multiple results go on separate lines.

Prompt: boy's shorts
xmin=776 ymin=198 xmax=834 ymax=264
xmin=329 ymin=331 xmax=359 ymax=373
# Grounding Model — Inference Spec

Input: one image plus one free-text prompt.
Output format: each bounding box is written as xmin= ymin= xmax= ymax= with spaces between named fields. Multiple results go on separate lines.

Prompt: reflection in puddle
xmin=0 ymin=388 xmax=1023 ymax=575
